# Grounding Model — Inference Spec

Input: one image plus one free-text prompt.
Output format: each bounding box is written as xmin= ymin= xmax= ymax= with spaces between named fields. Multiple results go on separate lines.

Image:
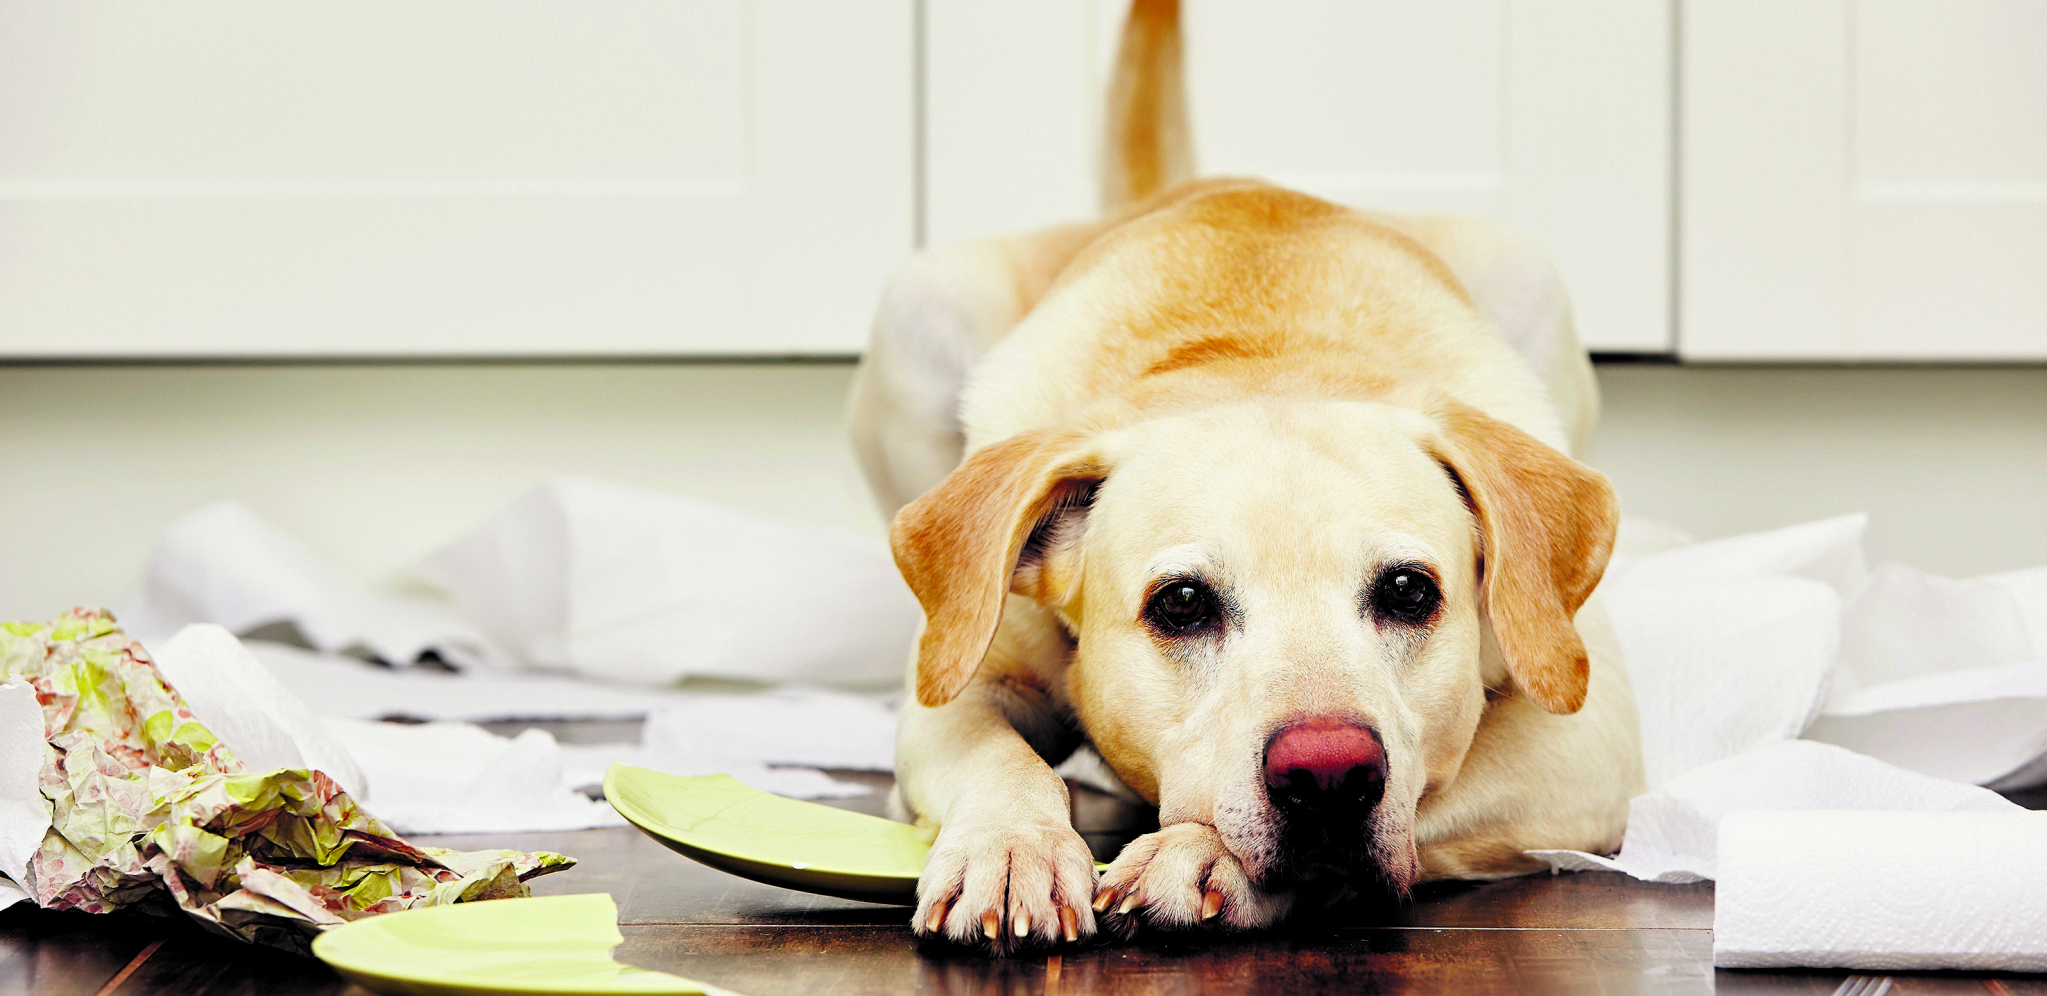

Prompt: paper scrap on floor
xmin=114 ymin=483 xmax=911 ymax=833
xmin=1527 ymin=513 xmax=2047 ymax=969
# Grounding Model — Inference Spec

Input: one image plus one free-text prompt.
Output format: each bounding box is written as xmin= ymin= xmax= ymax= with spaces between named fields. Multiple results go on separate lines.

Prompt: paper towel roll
xmin=1714 ymin=809 xmax=2047 ymax=971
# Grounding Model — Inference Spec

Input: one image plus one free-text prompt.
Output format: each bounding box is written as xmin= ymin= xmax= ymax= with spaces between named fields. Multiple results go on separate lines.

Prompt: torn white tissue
xmin=1809 ymin=663 xmax=2047 ymax=791
xmin=1 ymin=682 xmax=50 ymax=909
xmin=120 ymin=501 xmax=497 ymax=668
xmin=1606 ymin=576 xmax=1840 ymax=789
xmin=1603 ymin=513 xmax=1868 ymax=603
xmin=573 ymin=696 xmax=893 ymax=801
xmin=546 ymin=688 xmax=900 ymax=802
xmin=413 ymin=478 xmax=920 ymax=687
xmin=1835 ymin=561 xmax=2037 ymax=691
xmin=243 ymin=640 xmax=909 ymax=758
xmin=1805 ymin=561 xmax=2047 ymax=790
xmin=1714 ymin=810 xmax=2047 ymax=971
xmin=324 ymin=719 xmax=625 ymax=835
xmin=245 ymin=639 xmax=736 ymax=723
xmin=1529 ymin=739 xmax=2019 ymax=883
xmin=323 ymin=716 xmax=871 ymax=836
xmin=572 ymin=741 xmax=873 ymax=802
xmin=637 ymin=689 xmax=895 ymax=772
xmin=148 ymin=625 xmax=368 ymax=799
xmin=1600 ymin=515 xmax=1864 ymax=787
xmin=244 ymin=640 xmax=892 ymax=830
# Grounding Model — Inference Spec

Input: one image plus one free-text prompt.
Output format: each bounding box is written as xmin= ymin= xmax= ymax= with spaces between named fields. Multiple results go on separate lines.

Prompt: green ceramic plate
xmin=312 ymin=893 xmax=733 ymax=996
xmin=604 ymin=765 xmax=930 ymax=906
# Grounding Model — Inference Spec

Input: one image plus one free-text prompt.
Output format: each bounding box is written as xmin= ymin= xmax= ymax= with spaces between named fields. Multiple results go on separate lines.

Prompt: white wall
xmin=0 ymin=364 xmax=878 ymax=623
xmin=1 ymin=362 xmax=2042 ymax=623
xmin=1589 ymin=364 xmax=2047 ymax=576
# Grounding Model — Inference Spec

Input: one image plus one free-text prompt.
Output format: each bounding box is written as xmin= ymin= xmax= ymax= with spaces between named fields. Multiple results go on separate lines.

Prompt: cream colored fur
xmin=845 ymin=0 xmax=1643 ymax=954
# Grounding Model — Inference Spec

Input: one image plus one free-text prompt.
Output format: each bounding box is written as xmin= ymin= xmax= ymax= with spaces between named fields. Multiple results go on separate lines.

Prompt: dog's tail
xmin=1102 ymin=0 xmax=1193 ymax=214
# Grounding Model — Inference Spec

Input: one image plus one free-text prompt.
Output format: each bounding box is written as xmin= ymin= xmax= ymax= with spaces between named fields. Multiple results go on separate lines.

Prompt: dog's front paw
xmin=1094 ymin=823 xmax=1292 ymax=937
xmin=914 ymin=816 xmax=1098 ymax=954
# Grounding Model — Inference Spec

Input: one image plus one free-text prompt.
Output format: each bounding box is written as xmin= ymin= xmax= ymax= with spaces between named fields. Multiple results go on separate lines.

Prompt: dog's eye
xmin=1145 ymin=579 xmax=1217 ymax=634
xmin=1370 ymin=567 xmax=1441 ymax=624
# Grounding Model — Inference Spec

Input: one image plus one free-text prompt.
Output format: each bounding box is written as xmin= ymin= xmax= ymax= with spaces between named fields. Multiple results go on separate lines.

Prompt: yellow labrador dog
xmin=849 ymin=0 xmax=1643 ymax=953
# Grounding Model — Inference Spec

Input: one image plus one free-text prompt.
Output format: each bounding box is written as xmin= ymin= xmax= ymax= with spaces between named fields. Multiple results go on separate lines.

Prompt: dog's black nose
xmin=1263 ymin=719 xmax=1386 ymax=815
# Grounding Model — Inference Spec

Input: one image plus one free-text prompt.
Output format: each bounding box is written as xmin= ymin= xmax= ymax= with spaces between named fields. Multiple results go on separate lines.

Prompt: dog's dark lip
xmin=1257 ymin=809 xmax=1404 ymax=896
xmin=1264 ymin=850 xmax=1411 ymax=906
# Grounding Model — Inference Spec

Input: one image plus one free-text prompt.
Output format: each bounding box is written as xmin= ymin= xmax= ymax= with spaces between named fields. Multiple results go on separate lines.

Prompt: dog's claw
xmin=1096 ymin=824 xmax=1294 ymax=934
xmin=912 ymin=817 xmax=1098 ymax=951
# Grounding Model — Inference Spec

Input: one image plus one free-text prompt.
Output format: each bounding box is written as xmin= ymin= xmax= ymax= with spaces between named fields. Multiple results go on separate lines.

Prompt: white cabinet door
xmin=0 ymin=1 xmax=912 ymax=357
xmin=926 ymin=0 xmax=1674 ymax=354
xmin=1681 ymin=0 xmax=2047 ymax=361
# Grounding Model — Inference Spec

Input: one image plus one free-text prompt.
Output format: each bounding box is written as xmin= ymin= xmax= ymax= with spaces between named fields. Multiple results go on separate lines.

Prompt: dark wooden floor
xmin=5 ymin=768 xmax=2043 ymax=996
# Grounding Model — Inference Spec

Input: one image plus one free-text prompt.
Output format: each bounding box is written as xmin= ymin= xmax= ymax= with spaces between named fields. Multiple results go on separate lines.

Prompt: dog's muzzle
xmin=1261 ymin=718 xmax=1388 ymax=880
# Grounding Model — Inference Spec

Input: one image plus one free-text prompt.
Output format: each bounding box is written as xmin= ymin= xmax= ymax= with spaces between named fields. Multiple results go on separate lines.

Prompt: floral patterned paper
xmin=0 ymin=609 xmax=572 ymax=952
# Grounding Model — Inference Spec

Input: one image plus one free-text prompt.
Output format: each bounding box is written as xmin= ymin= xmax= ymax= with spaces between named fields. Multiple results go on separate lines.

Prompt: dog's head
xmin=892 ymin=394 xmax=1616 ymax=895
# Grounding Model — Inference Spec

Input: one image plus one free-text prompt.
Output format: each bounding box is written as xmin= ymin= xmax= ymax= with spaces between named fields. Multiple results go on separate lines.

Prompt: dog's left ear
xmin=1429 ymin=402 xmax=1619 ymax=714
xmin=890 ymin=426 xmax=1108 ymax=708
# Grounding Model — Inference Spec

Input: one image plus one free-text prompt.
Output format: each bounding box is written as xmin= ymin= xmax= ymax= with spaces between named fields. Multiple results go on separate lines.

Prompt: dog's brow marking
xmin=1146 ymin=333 xmax=1294 ymax=375
xmin=1144 ymin=544 xmax=1211 ymax=578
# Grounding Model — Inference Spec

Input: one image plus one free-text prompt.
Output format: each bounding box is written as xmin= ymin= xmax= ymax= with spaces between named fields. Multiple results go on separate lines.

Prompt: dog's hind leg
xmin=1374 ymin=214 xmax=1602 ymax=458
xmin=847 ymin=223 xmax=1107 ymax=517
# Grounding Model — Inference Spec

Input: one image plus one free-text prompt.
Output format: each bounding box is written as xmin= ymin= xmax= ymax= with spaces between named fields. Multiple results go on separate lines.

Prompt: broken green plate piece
xmin=604 ymin=765 xmax=1113 ymax=907
xmin=604 ymin=765 xmax=930 ymax=906
xmin=312 ymin=893 xmax=734 ymax=996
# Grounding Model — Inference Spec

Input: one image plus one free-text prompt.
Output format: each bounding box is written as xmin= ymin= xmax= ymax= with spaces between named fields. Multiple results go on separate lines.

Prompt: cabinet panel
xmin=1678 ymin=0 xmax=1851 ymax=360
xmin=1680 ymin=0 xmax=2047 ymax=361
xmin=0 ymin=1 xmax=913 ymax=357
xmin=926 ymin=0 xmax=1674 ymax=354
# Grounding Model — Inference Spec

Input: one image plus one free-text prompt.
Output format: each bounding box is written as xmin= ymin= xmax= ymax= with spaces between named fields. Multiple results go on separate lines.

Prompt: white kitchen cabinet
xmin=0 ymin=1 xmax=914 ymax=357
xmin=1681 ymin=0 xmax=2047 ymax=361
xmin=6 ymin=1 xmax=2036 ymax=363
xmin=926 ymin=0 xmax=1676 ymax=354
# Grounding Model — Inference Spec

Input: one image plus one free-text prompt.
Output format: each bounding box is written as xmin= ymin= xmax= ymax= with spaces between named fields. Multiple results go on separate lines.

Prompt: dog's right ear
xmin=890 ymin=426 xmax=1107 ymax=708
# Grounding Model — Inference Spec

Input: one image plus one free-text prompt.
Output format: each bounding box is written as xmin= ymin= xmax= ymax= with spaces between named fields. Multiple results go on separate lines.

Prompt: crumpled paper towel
xmin=314 ymin=681 xmax=902 ymax=835
xmin=1602 ymin=515 xmax=1866 ymax=787
xmin=121 ymin=501 xmax=497 ymax=669
xmin=150 ymin=625 xmax=368 ymax=800
xmin=1544 ymin=514 xmax=2047 ymax=895
xmin=1530 ymin=739 xmax=2019 ymax=882
xmin=0 ymin=680 xmax=49 ymax=906
xmin=0 ymin=609 xmax=570 ymax=948
xmin=244 ymin=639 xmax=693 ymax=723
xmin=1608 ymin=520 xmax=2047 ymax=795
xmin=1714 ymin=809 xmax=2047 ymax=971
xmin=602 ymin=689 xmax=896 ymax=799
xmin=323 ymin=720 xmax=626 ymax=835
xmin=1807 ymin=561 xmax=2047 ymax=790
xmin=635 ymin=687 xmax=896 ymax=772
xmin=413 ymin=478 xmax=919 ymax=687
